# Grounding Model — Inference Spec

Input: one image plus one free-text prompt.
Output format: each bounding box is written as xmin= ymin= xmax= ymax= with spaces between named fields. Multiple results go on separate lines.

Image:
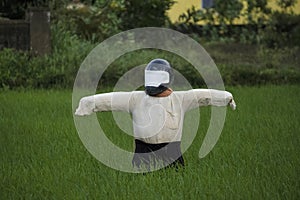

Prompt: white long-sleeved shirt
xmin=75 ymin=89 xmax=234 ymax=144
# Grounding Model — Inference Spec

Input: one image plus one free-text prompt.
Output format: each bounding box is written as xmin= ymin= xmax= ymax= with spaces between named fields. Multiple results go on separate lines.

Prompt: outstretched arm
xmin=182 ymin=89 xmax=236 ymax=111
xmin=75 ymin=92 xmax=133 ymax=116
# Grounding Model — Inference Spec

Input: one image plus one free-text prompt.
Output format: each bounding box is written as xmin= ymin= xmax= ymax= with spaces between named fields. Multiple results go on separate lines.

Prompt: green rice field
xmin=0 ymin=85 xmax=299 ymax=199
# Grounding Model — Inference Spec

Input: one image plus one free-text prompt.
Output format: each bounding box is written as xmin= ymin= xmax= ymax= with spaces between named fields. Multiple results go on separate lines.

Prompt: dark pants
xmin=132 ymin=139 xmax=184 ymax=170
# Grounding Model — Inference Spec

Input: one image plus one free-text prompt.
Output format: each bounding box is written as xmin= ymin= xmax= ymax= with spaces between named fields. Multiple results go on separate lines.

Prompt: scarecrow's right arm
xmin=75 ymin=92 xmax=132 ymax=116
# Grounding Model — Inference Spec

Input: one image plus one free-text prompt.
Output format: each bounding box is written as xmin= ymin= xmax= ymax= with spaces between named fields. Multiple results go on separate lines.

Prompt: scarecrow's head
xmin=144 ymin=59 xmax=174 ymax=96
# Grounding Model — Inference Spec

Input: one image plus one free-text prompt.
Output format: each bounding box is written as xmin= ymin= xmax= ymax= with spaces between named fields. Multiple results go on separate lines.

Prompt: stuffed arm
xmin=75 ymin=92 xmax=133 ymax=116
xmin=183 ymin=89 xmax=236 ymax=111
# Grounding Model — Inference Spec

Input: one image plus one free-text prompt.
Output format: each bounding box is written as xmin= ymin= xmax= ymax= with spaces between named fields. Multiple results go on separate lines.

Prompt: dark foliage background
xmin=0 ymin=0 xmax=299 ymax=89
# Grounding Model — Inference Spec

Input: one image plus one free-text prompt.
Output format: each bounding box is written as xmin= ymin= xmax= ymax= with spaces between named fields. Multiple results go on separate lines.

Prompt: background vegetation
xmin=0 ymin=0 xmax=299 ymax=89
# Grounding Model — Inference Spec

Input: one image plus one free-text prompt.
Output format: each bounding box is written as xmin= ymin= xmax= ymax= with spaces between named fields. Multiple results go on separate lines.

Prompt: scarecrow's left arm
xmin=183 ymin=89 xmax=236 ymax=111
xmin=75 ymin=92 xmax=133 ymax=116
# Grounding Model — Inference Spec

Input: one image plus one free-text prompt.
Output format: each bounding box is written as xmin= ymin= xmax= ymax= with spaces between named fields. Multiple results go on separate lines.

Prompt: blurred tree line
xmin=0 ymin=0 xmax=175 ymax=42
xmin=0 ymin=0 xmax=299 ymax=89
xmin=1 ymin=0 xmax=299 ymax=47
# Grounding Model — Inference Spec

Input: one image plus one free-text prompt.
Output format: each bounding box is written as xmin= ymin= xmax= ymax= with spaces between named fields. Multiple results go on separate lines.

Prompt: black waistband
xmin=134 ymin=139 xmax=181 ymax=153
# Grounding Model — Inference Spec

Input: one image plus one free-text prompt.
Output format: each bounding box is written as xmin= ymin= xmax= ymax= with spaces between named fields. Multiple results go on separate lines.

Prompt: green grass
xmin=0 ymin=86 xmax=299 ymax=199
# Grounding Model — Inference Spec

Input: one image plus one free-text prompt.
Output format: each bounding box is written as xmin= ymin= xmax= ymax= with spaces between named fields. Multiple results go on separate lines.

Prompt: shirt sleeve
xmin=75 ymin=92 xmax=134 ymax=116
xmin=182 ymin=89 xmax=233 ymax=111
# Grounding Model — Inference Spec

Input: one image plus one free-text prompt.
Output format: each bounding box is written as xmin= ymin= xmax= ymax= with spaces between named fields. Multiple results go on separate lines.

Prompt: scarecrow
xmin=75 ymin=59 xmax=236 ymax=170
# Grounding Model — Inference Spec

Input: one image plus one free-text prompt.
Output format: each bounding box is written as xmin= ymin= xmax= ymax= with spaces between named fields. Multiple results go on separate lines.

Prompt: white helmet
xmin=145 ymin=59 xmax=174 ymax=96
